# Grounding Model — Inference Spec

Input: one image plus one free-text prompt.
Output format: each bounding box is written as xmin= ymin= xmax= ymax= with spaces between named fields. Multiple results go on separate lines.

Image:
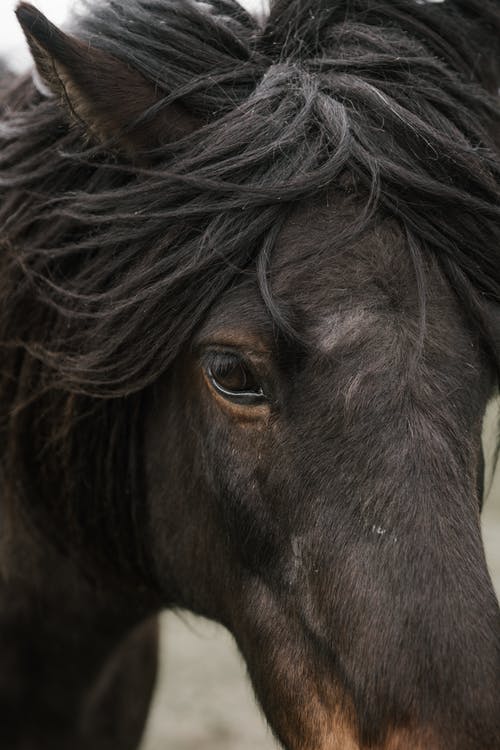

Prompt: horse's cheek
xmin=201 ymin=412 xmax=283 ymax=579
xmin=143 ymin=366 xmax=277 ymax=614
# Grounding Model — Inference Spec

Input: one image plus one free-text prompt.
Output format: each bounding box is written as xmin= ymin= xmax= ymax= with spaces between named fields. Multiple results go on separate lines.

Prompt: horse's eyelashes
xmin=204 ymin=352 xmax=266 ymax=405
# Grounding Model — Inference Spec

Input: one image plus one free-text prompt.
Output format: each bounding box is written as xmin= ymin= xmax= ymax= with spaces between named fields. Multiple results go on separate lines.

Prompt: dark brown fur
xmin=1 ymin=1 xmax=500 ymax=748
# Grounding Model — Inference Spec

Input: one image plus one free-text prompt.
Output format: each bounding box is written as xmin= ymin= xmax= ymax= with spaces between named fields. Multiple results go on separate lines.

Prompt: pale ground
xmin=141 ymin=403 xmax=500 ymax=750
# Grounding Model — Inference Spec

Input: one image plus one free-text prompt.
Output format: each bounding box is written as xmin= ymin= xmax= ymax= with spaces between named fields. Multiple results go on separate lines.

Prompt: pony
xmin=0 ymin=0 xmax=499 ymax=748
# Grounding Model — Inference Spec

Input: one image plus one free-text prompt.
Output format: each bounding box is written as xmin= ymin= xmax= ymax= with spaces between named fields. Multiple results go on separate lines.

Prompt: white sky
xmin=0 ymin=0 xmax=262 ymax=72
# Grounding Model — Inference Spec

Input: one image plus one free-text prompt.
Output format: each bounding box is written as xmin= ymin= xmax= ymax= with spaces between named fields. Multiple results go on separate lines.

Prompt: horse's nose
xmin=362 ymin=729 xmax=467 ymax=750
xmin=290 ymin=525 xmax=500 ymax=750
xmin=231 ymin=565 xmax=500 ymax=750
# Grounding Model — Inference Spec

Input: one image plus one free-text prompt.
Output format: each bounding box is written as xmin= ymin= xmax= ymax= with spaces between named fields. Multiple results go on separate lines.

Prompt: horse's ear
xmin=15 ymin=3 xmax=199 ymax=154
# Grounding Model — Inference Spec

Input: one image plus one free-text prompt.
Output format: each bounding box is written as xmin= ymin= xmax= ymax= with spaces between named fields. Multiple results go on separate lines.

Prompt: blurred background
xmin=0 ymin=2 xmax=498 ymax=748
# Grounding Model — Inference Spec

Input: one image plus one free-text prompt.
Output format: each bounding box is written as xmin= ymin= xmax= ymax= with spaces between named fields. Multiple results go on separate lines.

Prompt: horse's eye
xmin=205 ymin=352 xmax=266 ymax=405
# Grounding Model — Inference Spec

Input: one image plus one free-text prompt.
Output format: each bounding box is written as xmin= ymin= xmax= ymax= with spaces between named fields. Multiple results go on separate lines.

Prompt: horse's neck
xmin=0 ymin=497 xmax=153 ymax=745
xmin=0 ymin=486 xmax=153 ymax=623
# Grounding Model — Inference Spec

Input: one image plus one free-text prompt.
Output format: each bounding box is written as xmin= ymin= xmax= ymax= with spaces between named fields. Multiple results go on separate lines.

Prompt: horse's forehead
xmin=313 ymin=308 xmax=383 ymax=354
xmin=268 ymin=201 xmax=475 ymax=360
xmin=272 ymin=200 xmax=408 ymax=287
xmin=270 ymin=201 xmax=417 ymax=325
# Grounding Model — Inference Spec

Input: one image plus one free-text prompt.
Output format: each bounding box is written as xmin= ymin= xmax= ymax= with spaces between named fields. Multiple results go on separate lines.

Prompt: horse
xmin=0 ymin=0 xmax=499 ymax=748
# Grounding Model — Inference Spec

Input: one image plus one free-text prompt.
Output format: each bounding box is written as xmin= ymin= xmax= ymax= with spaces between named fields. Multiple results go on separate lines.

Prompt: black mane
xmin=1 ymin=0 xmax=500 ymax=569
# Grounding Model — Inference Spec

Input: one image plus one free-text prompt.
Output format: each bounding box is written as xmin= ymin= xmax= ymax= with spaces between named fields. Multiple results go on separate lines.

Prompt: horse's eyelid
xmin=201 ymin=350 xmax=259 ymax=375
xmin=202 ymin=353 xmax=270 ymax=404
xmin=210 ymin=372 xmax=265 ymax=397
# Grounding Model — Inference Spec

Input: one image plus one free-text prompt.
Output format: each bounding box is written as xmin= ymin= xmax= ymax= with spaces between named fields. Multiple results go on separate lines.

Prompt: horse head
xmin=3 ymin=1 xmax=500 ymax=748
